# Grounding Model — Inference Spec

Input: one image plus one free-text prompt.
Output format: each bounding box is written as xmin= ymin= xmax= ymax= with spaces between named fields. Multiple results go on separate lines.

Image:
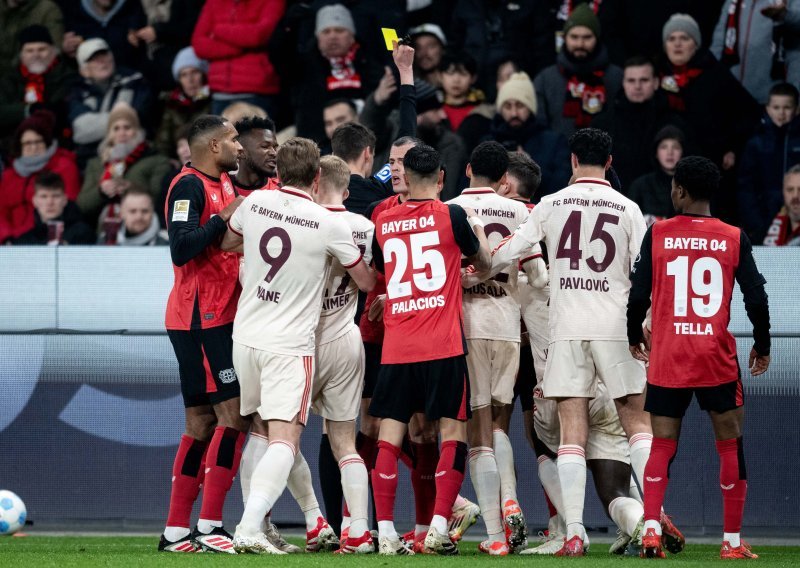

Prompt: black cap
xmin=19 ymin=25 xmax=54 ymax=47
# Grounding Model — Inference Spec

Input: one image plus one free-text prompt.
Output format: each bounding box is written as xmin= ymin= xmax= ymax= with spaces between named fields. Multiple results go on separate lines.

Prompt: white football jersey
xmin=447 ymin=188 xmax=529 ymax=341
xmin=316 ymin=207 xmax=374 ymax=345
xmin=493 ymin=177 xmax=646 ymax=341
xmin=229 ymin=186 xmax=363 ymax=355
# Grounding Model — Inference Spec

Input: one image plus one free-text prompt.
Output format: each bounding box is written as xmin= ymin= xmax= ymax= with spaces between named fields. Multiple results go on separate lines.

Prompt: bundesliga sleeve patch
xmin=172 ymin=200 xmax=190 ymax=222
xmin=375 ymin=164 xmax=391 ymax=183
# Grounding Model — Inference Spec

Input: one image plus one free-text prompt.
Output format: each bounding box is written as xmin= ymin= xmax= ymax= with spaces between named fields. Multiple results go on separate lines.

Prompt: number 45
xmin=556 ymin=211 xmax=620 ymax=272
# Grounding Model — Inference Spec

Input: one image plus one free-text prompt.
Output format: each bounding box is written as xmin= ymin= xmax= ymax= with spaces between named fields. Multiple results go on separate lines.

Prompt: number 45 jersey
xmin=228 ymin=186 xmax=363 ymax=355
xmin=493 ymin=177 xmax=646 ymax=342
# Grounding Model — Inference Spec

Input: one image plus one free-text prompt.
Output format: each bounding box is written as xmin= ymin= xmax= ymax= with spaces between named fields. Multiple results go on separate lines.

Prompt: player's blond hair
xmin=319 ymin=155 xmax=351 ymax=193
xmin=277 ymin=137 xmax=320 ymax=188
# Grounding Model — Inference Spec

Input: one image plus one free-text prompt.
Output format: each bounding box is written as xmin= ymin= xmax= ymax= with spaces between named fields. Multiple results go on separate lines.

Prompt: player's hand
xmin=368 ymin=294 xmax=386 ymax=322
xmin=374 ymin=66 xmax=397 ymax=105
xmin=748 ymin=348 xmax=770 ymax=376
xmin=392 ymin=40 xmax=415 ymax=72
xmin=629 ymin=343 xmax=649 ymax=363
xmin=219 ymin=196 xmax=244 ymax=222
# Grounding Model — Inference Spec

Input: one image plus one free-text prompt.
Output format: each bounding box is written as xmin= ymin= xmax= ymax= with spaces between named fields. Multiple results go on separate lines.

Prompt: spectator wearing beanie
xmin=0 ymin=109 xmax=80 ymax=243
xmin=0 ymin=0 xmax=64 ymax=69
xmin=487 ymin=71 xmax=570 ymax=198
xmin=628 ymin=125 xmax=685 ymax=221
xmin=78 ymin=102 xmax=170 ymax=230
xmin=191 ymin=0 xmax=284 ymax=117
xmin=155 ymin=47 xmax=210 ymax=158
xmin=533 ymin=4 xmax=623 ymax=139
xmin=410 ymin=23 xmax=447 ymax=88
xmin=0 ymin=24 xmax=77 ymax=140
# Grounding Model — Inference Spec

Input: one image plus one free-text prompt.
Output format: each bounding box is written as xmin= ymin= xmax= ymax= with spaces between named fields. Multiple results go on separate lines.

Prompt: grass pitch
xmin=2 ymin=536 xmax=800 ymax=567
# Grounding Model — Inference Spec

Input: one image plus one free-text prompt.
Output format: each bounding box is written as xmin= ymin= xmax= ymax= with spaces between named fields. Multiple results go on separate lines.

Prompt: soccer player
xmin=628 ymin=156 xmax=771 ymax=560
xmin=488 ymin=128 xmax=655 ymax=556
xmin=447 ymin=142 xmax=530 ymax=555
xmin=222 ymin=138 xmax=375 ymax=554
xmin=230 ymin=115 xmax=280 ymax=195
xmin=160 ymin=115 xmax=247 ymax=553
xmin=369 ymin=144 xmax=491 ymax=555
xmin=310 ymin=155 xmax=376 ymax=553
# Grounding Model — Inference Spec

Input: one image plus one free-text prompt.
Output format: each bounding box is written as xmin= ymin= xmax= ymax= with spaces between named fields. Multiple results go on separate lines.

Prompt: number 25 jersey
xmin=228 ymin=186 xmax=362 ymax=355
xmin=373 ymin=199 xmax=480 ymax=364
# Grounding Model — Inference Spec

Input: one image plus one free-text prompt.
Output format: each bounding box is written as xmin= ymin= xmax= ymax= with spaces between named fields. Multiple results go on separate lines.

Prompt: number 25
xmin=384 ymin=231 xmax=446 ymax=299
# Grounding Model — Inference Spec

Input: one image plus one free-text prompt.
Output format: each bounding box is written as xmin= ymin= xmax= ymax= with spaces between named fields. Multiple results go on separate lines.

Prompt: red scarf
xmin=721 ymin=0 xmax=742 ymax=67
xmin=326 ymin=42 xmax=362 ymax=91
xmin=101 ymin=142 xmax=149 ymax=183
xmin=763 ymin=207 xmax=800 ymax=246
xmin=659 ymin=65 xmax=703 ymax=112
xmin=19 ymin=57 xmax=59 ymax=104
xmin=563 ymin=70 xmax=606 ymax=127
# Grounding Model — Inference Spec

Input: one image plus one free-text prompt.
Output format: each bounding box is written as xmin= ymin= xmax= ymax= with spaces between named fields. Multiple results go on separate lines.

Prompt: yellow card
xmin=381 ymin=28 xmax=399 ymax=51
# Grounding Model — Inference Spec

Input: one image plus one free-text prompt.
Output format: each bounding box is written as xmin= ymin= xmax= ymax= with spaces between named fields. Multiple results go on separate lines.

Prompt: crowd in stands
xmin=0 ymin=0 xmax=799 ymax=247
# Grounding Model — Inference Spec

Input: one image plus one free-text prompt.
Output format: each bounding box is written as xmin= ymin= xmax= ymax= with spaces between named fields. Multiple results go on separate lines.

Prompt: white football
xmin=0 ymin=490 xmax=26 ymax=535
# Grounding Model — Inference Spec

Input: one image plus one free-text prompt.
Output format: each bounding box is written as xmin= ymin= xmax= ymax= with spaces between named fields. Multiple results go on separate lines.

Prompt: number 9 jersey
xmin=373 ymin=199 xmax=480 ymax=364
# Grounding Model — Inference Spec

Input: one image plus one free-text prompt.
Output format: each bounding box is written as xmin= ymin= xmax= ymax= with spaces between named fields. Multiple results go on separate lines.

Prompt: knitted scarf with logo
xmin=559 ymin=49 xmax=608 ymax=128
xmin=660 ymin=63 xmax=704 ymax=112
xmin=19 ymin=57 xmax=59 ymax=104
xmin=326 ymin=42 xmax=362 ymax=91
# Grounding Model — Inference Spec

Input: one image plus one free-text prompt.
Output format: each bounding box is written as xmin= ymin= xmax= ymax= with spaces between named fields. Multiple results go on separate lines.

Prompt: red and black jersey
xmin=231 ymin=175 xmax=280 ymax=197
xmin=628 ymin=214 xmax=770 ymax=388
xmin=372 ymin=199 xmax=479 ymax=364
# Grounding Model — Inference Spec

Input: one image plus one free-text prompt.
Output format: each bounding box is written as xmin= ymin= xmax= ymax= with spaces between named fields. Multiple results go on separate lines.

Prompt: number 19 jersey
xmin=373 ymin=199 xmax=479 ymax=364
xmin=229 ymin=186 xmax=363 ymax=355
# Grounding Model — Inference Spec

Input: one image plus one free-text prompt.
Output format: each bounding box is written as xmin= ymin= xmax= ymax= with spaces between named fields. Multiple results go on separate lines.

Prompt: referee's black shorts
xmin=644 ymin=379 xmax=744 ymax=419
xmin=167 ymin=323 xmax=240 ymax=408
xmin=361 ymin=341 xmax=382 ymax=399
xmin=368 ymin=355 xmax=471 ymax=423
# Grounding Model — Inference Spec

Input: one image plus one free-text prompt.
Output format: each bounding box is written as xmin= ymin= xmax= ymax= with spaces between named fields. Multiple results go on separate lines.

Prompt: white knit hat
xmin=172 ymin=47 xmax=208 ymax=82
xmin=496 ymin=72 xmax=537 ymax=115
xmin=315 ymin=4 xmax=356 ymax=36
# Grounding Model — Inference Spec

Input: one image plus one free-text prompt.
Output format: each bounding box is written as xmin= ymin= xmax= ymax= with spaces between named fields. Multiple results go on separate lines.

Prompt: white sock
xmin=493 ymin=429 xmax=518 ymax=504
xmin=415 ymin=524 xmax=429 ymax=538
xmin=468 ymin=447 xmax=504 ymax=540
xmin=629 ymin=433 xmax=653 ymax=494
xmin=724 ymin=532 xmax=741 ymax=547
xmin=240 ymin=433 xmax=269 ymax=505
xmin=339 ymin=454 xmax=369 ymax=537
xmin=537 ymin=454 xmax=565 ymax=518
xmin=286 ymin=451 xmax=322 ymax=531
xmin=239 ymin=441 xmax=296 ymax=534
xmin=644 ymin=519 xmax=661 ymax=535
xmin=164 ymin=526 xmax=190 ymax=541
xmin=557 ymin=445 xmax=587 ymax=540
xmin=196 ymin=519 xmax=222 ymax=534
xmin=452 ymin=494 xmax=469 ymax=510
xmin=378 ymin=520 xmax=397 ymax=539
xmin=608 ymin=496 xmax=644 ymax=537
xmin=430 ymin=514 xmax=448 ymax=535
xmin=629 ymin=475 xmax=642 ymax=503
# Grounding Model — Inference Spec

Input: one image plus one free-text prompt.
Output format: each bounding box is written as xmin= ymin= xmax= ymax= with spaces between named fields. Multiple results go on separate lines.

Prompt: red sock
xmin=411 ymin=441 xmax=439 ymax=525
xmin=166 ymin=435 xmax=208 ymax=528
xmin=643 ymin=437 xmax=678 ymax=522
xmin=716 ymin=437 xmax=747 ymax=534
xmin=356 ymin=432 xmax=378 ymax=470
xmin=199 ymin=426 xmax=246 ymax=522
xmin=371 ymin=441 xmax=401 ymax=521
xmin=544 ymin=489 xmax=557 ymax=518
xmin=433 ymin=440 xmax=467 ymax=519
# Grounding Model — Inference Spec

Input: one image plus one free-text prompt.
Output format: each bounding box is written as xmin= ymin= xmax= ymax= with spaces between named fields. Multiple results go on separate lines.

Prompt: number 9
xmin=259 ymin=227 xmax=292 ymax=283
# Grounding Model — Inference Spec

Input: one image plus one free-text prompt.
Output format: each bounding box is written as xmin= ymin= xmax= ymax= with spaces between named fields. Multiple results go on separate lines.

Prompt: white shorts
xmin=233 ymin=342 xmax=314 ymax=425
xmin=520 ymin=284 xmax=550 ymax=381
xmin=542 ymin=340 xmax=645 ymax=400
xmin=533 ymin=381 xmax=629 ymax=463
xmin=313 ymin=326 xmax=364 ymax=422
xmin=466 ymin=339 xmax=520 ymax=409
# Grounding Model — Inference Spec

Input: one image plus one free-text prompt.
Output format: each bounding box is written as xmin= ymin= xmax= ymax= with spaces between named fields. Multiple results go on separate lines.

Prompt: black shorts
xmin=645 ymin=380 xmax=744 ymax=419
xmin=514 ymin=344 xmax=535 ymax=412
xmin=167 ymin=323 xmax=240 ymax=408
xmin=362 ymin=341 xmax=382 ymax=399
xmin=369 ymin=355 xmax=471 ymax=423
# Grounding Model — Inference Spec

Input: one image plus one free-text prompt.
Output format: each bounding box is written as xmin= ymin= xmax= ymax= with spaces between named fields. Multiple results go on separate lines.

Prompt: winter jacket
xmin=533 ymin=46 xmax=623 ymax=140
xmin=0 ymin=0 xmax=64 ymax=70
xmin=78 ymin=147 xmax=172 ymax=227
xmin=191 ymin=0 xmax=284 ymax=96
xmin=486 ymin=114 xmax=571 ymax=199
xmin=738 ymin=112 xmax=800 ymax=242
xmin=711 ymin=0 xmax=800 ymax=104
xmin=12 ymin=201 xmax=95 ymax=245
xmin=0 ymin=57 xmax=78 ymax=139
xmin=154 ymin=90 xmax=211 ymax=158
xmin=0 ymin=146 xmax=80 ymax=243
xmin=628 ymin=169 xmax=676 ymax=220
xmin=66 ymin=0 xmax=147 ymax=71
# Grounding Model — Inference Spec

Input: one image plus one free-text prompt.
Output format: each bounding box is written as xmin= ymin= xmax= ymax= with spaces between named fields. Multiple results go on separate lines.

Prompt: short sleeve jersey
xmin=228 ymin=186 xmax=362 ymax=355
xmin=373 ymin=199 xmax=479 ymax=364
xmin=494 ymin=178 xmax=646 ymax=341
xmin=447 ymin=188 xmax=529 ymax=341
xmin=642 ymin=216 xmax=754 ymax=388
xmin=316 ymin=207 xmax=375 ymax=345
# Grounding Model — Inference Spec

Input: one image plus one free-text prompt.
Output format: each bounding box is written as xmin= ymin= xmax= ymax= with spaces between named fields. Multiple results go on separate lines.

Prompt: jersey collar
xmin=574 ymin=177 xmax=612 ymax=187
xmin=461 ymin=187 xmax=496 ymax=195
xmin=324 ymin=205 xmax=346 ymax=212
xmin=279 ymin=186 xmax=313 ymax=201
